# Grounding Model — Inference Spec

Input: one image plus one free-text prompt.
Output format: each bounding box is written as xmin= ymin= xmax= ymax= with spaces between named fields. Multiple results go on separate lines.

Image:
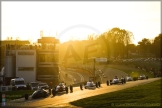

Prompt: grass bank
xmin=105 ymin=64 xmax=154 ymax=78
xmin=70 ymin=79 xmax=161 ymax=108
xmin=0 ymin=90 xmax=34 ymax=102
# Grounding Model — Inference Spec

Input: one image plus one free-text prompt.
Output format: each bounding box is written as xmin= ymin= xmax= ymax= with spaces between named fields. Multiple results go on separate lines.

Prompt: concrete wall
xmin=16 ymin=50 xmax=36 ymax=83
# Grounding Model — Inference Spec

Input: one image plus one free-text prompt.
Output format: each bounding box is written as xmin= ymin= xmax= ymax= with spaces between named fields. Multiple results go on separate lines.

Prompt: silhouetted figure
xmin=98 ymin=81 xmax=100 ymax=87
xmin=25 ymin=94 xmax=29 ymax=100
xmin=65 ymin=86 xmax=68 ymax=93
xmin=70 ymin=85 xmax=73 ymax=93
xmin=49 ymin=87 xmax=51 ymax=95
xmin=80 ymin=84 xmax=83 ymax=90
xmin=95 ymin=82 xmax=98 ymax=88
xmin=124 ymin=78 xmax=126 ymax=83
xmin=52 ymin=87 xmax=56 ymax=96
xmin=106 ymin=80 xmax=109 ymax=86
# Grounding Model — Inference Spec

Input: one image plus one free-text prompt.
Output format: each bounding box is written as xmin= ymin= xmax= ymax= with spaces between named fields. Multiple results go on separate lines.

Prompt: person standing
xmin=98 ymin=81 xmax=100 ymax=87
xmin=106 ymin=80 xmax=109 ymax=86
xmin=80 ymin=83 xmax=83 ymax=90
xmin=49 ymin=87 xmax=51 ymax=95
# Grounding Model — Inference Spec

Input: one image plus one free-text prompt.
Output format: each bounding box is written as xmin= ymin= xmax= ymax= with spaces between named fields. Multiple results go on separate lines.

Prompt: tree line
xmin=59 ymin=27 xmax=161 ymax=64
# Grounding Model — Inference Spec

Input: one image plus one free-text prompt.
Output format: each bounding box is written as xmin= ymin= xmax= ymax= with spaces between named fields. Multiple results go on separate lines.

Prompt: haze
xmin=1 ymin=1 xmax=161 ymax=44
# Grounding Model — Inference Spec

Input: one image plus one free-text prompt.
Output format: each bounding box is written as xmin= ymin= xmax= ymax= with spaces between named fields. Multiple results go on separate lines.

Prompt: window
xmin=37 ymin=67 xmax=59 ymax=75
xmin=38 ymin=54 xmax=59 ymax=62
xmin=18 ymin=67 xmax=34 ymax=71
xmin=18 ymin=52 xmax=34 ymax=55
xmin=15 ymin=80 xmax=25 ymax=85
xmin=31 ymin=83 xmax=39 ymax=87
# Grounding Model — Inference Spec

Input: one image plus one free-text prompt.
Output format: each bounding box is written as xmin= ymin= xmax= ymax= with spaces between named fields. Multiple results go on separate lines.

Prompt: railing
xmin=0 ymin=86 xmax=12 ymax=92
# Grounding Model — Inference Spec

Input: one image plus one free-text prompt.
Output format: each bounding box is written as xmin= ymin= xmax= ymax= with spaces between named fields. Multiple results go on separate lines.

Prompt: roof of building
xmin=0 ymin=40 xmax=30 ymax=45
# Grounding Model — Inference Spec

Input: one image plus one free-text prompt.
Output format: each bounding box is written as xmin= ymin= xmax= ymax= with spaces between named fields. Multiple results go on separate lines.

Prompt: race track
xmin=3 ymin=77 xmax=160 ymax=108
xmin=2 ymin=66 xmax=160 ymax=108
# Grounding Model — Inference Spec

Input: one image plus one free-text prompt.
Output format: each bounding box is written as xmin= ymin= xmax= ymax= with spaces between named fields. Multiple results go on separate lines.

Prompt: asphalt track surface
xmin=3 ymin=77 xmax=161 ymax=108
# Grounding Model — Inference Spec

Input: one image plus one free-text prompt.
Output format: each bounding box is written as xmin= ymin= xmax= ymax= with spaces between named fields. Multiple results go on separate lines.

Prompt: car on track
xmin=30 ymin=82 xmax=39 ymax=90
xmin=38 ymin=82 xmax=49 ymax=89
xmin=31 ymin=88 xmax=50 ymax=99
xmin=138 ymin=74 xmax=148 ymax=80
xmin=84 ymin=80 xmax=96 ymax=89
xmin=126 ymin=75 xmax=133 ymax=81
xmin=110 ymin=76 xmax=124 ymax=85
xmin=52 ymin=82 xmax=69 ymax=96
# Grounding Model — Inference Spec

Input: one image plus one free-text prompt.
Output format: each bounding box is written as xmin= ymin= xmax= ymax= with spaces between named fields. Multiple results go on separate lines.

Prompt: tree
xmin=152 ymin=33 xmax=161 ymax=57
xmin=104 ymin=27 xmax=134 ymax=59
xmin=138 ymin=38 xmax=151 ymax=57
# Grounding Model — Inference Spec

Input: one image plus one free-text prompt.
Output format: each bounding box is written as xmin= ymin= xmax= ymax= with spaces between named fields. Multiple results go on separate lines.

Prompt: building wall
xmin=16 ymin=50 xmax=36 ymax=83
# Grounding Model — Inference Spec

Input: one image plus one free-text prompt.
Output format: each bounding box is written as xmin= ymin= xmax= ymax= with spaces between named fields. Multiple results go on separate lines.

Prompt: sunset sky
xmin=1 ymin=1 xmax=161 ymax=44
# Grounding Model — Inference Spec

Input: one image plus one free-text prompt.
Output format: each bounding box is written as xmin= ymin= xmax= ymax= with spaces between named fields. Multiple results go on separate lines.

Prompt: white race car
xmin=126 ymin=76 xmax=133 ymax=81
xmin=110 ymin=76 xmax=124 ymax=85
xmin=138 ymin=74 xmax=148 ymax=80
xmin=52 ymin=83 xmax=68 ymax=96
xmin=84 ymin=81 xmax=96 ymax=89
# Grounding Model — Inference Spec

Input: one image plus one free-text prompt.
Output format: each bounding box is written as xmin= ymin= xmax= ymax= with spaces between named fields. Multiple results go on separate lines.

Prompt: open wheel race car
xmin=31 ymin=87 xmax=50 ymax=99
xmin=110 ymin=76 xmax=125 ymax=85
xmin=84 ymin=81 xmax=96 ymax=89
xmin=52 ymin=83 xmax=69 ymax=96
xmin=138 ymin=74 xmax=148 ymax=80
xmin=126 ymin=75 xmax=133 ymax=81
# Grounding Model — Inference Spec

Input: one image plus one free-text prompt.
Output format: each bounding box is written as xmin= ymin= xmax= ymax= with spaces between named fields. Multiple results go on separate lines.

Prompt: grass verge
xmin=105 ymin=64 xmax=154 ymax=78
xmin=0 ymin=90 xmax=34 ymax=102
xmin=70 ymin=79 xmax=161 ymax=108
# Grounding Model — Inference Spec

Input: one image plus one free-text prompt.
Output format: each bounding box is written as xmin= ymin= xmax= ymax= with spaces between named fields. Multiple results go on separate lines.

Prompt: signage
xmin=95 ymin=58 xmax=107 ymax=62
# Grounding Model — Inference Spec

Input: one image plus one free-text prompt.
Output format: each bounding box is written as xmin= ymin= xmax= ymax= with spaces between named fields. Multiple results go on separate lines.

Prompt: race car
xmin=126 ymin=75 xmax=133 ymax=81
xmin=52 ymin=83 xmax=69 ymax=96
xmin=110 ymin=76 xmax=124 ymax=85
xmin=84 ymin=80 xmax=96 ymax=89
xmin=31 ymin=88 xmax=50 ymax=99
xmin=138 ymin=74 xmax=148 ymax=80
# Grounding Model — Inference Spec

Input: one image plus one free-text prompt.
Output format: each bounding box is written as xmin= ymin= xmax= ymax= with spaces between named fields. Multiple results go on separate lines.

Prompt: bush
xmin=12 ymin=86 xmax=16 ymax=91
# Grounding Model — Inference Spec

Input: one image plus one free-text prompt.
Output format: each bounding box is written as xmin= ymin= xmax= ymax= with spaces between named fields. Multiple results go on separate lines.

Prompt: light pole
xmin=93 ymin=58 xmax=96 ymax=80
